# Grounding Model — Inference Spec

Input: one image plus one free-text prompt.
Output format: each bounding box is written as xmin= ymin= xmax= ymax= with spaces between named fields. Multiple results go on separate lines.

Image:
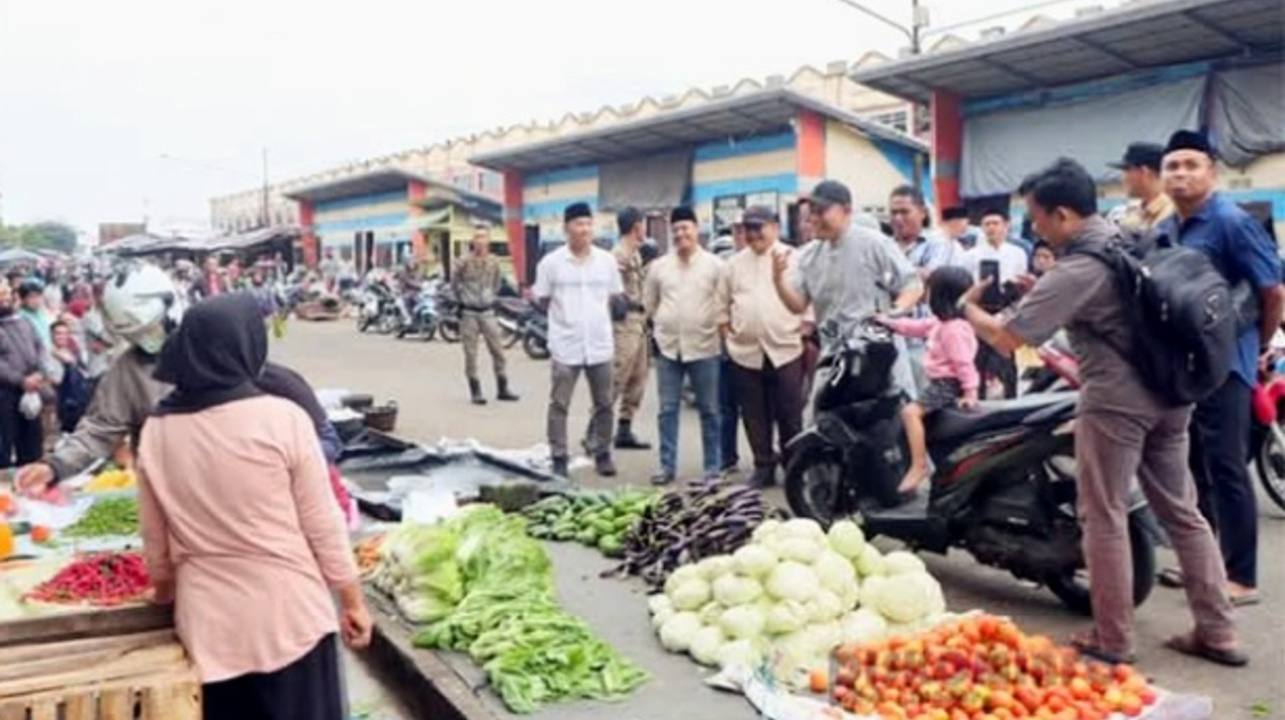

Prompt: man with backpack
xmin=1154 ymin=130 xmax=1283 ymax=607
xmin=960 ymin=158 xmax=1246 ymax=667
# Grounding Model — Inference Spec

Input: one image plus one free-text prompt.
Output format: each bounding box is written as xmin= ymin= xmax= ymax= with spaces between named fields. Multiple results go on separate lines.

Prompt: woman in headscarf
xmin=136 ymin=294 xmax=371 ymax=720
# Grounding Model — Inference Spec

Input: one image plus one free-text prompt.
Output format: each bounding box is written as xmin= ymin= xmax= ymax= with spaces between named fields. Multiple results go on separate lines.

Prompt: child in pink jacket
xmin=880 ymin=266 xmax=980 ymax=494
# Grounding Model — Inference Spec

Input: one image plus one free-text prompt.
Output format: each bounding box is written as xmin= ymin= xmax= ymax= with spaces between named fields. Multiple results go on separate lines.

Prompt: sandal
xmin=1164 ymin=633 xmax=1248 ymax=667
xmin=1157 ymin=567 xmax=1184 ymax=588
xmin=1230 ymin=591 xmax=1261 ymax=608
xmin=1068 ymin=631 xmax=1135 ymax=665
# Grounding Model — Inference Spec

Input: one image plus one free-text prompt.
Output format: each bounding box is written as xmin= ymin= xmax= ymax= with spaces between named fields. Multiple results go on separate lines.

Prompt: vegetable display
xmin=63 ymin=496 xmax=139 ymax=538
xmin=829 ymin=614 xmax=1158 ymax=720
xmin=521 ymin=490 xmax=655 ymax=558
xmin=24 ymin=552 xmax=151 ymax=606
xmin=369 ymin=505 xmax=648 ymax=713
xmin=611 ymin=479 xmax=775 ymax=588
xmin=648 ymin=518 xmax=948 ymax=688
xmin=84 ymin=468 xmax=136 ymax=493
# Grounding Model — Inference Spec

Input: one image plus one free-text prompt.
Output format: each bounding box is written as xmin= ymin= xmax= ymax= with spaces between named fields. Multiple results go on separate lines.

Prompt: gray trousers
xmin=460 ymin=310 xmax=506 ymax=381
xmin=1077 ymin=406 xmax=1235 ymax=656
xmin=548 ymin=361 xmax=613 ymax=459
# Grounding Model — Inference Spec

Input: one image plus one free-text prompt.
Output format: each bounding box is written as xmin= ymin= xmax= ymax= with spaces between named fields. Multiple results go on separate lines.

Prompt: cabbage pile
xmin=647 ymin=518 xmax=947 ymax=687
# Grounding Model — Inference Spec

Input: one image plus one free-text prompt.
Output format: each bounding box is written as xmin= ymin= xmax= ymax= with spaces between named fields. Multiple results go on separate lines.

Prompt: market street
xmin=274 ymin=319 xmax=1285 ymax=719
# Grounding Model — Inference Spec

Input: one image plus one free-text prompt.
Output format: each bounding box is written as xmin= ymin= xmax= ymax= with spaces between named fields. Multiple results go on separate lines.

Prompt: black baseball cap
xmin=742 ymin=205 xmax=778 ymax=226
xmin=807 ymin=180 xmax=852 ymax=209
xmin=1108 ymin=142 xmax=1165 ymax=171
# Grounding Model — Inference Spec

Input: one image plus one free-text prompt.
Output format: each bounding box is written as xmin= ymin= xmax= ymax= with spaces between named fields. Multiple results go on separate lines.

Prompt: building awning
xmin=850 ymin=0 xmax=1283 ymax=103
xmin=470 ymin=87 xmax=926 ymax=173
xmin=283 ymin=168 xmax=426 ymax=204
xmin=410 ymin=181 xmax=502 ymax=223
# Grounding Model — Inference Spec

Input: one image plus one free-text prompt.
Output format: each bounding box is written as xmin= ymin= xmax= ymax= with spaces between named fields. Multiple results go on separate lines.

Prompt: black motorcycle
xmin=435 ymin=286 xmax=462 ymax=343
xmin=783 ymin=321 xmax=1160 ymax=615
xmin=395 ymin=283 xmax=440 ymax=341
xmin=356 ymin=281 xmax=400 ymax=335
xmin=522 ymin=310 xmax=550 ymax=360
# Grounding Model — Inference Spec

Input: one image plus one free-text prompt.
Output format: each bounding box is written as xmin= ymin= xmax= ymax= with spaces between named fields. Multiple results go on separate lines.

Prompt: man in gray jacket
xmin=0 ymin=277 xmax=47 ymax=468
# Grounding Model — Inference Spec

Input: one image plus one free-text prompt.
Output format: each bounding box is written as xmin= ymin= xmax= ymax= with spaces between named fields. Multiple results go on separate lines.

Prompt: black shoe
xmin=595 ymin=453 xmax=617 ymax=477
xmin=613 ymin=420 xmax=651 ymax=450
xmin=496 ymin=375 xmax=520 ymax=402
xmin=747 ymin=466 xmax=776 ymax=488
xmin=468 ymin=378 xmax=487 ymax=405
xmin=650 ymin=471 xmax=675 ymax=486
xmin=550 ymin=457 xmax=570 ymax=478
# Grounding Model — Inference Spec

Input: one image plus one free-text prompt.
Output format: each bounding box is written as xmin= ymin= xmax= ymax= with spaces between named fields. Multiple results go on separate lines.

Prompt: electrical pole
xmin=261 ymin=147 xmax=271 ymax=229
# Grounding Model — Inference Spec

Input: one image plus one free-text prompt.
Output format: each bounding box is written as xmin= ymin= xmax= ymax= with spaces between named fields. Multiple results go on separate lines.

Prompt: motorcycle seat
xmin=928 ymin=391 xmax=1077 ymax=441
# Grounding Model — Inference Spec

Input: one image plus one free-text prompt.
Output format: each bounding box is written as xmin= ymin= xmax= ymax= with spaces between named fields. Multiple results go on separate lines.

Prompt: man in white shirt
xmin=962 ymin=208 xmax=1028 ymax=398
xmin=531 ymin=202 xmax=623 ymax=478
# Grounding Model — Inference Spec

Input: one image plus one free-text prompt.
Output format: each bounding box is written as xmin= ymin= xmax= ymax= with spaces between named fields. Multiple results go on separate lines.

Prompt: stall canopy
xmin=597 ymin=150 xmax=693 ymax=212
xmin=0 ymin=247 xmax=46 ymax=267
xmin=1208 ymin=62 xmax=1285 ymax=167
xmin=961 ymin=75 xmax=1205 ymax=197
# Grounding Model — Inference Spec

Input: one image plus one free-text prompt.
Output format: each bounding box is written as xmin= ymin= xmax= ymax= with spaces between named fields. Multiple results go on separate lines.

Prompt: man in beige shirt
xmin=1107 ymin=142 xmax=1175 ymax=235
xmin=644 ymin=205 xmax=727 ymax=484
xmin=722 ymin=206 xmax=811 ymax=488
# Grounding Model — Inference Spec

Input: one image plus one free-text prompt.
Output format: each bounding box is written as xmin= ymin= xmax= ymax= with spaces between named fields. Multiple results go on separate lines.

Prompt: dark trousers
xmin=732 ymin=356 xmax=806 ymax=469
xmin=719 ymin=356 xmax=740 ymax=470
xmin=0 ymin=386 xmax=43 ymax=469
xmin=1188 ymin=377 xmax=1257 ymax=588
xmin=203 ymin=634 xmax=343 ymax=720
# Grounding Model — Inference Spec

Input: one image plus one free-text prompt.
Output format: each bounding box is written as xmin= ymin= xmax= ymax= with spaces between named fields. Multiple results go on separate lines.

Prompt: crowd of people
xmin=523 ymin=128 xmax=1275 ymax=668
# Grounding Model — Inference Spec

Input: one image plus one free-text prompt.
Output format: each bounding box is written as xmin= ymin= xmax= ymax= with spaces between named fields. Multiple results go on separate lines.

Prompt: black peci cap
xmin=1164 ymin=130 xmax=1216 ymax=160
xmin=564 ymin=202 xmax=593 ymax=223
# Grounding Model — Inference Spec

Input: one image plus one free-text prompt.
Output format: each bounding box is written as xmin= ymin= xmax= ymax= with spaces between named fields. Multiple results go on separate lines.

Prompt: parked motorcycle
xmin=782 ymin=320 xmax=1159 ymax=615
xmin=356 ymin=280 xmax=400 ymax=334
xmin=395 ymin=282 xmax=440 ymax=341
xmin=435 ymin=286 xmax=462 ymax=343
xmin=522 ymin=310 xmax=550 ymax=360
xmin=495 ymin=297 xmax=532 ymax=349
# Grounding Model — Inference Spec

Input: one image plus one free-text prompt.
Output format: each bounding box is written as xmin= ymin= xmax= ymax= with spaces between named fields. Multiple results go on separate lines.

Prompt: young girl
xmin=879 ymin=266 xmax=980 ymax=494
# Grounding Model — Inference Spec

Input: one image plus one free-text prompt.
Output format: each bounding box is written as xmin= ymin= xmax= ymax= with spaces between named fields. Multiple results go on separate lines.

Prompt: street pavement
xmin=275 ymin=319 xmax=1284 ymax=720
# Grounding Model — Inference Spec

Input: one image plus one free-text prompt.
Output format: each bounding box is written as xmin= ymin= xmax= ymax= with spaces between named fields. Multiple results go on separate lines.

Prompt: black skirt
xmin=203 ymin=634 xmax=343 ymax=720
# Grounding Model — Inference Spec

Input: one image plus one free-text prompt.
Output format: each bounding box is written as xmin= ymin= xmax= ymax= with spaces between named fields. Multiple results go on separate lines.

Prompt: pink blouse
xmin=885 ymin=317 xmax=980 ymax=398
xmin=137 ymin=396 xmax=358 ymax=683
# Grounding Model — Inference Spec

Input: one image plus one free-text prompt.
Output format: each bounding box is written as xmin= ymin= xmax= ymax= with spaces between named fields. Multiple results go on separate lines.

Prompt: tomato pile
xmin=830 ymin=614 xmax=1157 ymax=720
xmin=25 ymin=552 xmax=151 ymax=607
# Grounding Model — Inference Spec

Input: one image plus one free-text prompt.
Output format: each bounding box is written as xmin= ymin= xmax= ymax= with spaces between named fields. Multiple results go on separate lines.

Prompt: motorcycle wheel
xmin=783 ymin=447 xmax=851 ymax=527
xmin=357 ymin=315 xmax=370 ymax=333
xmin=376 ymin=313 xmax=398 ymax=335
xmin=523 ymin=332 xmax=550 ymax=360
xmin=438 ymin=319 xmax=460 ymax=343
xmin=500 ymin=322 xmax=522 ymax=349
xmin=1046 ymin=509 xmax=1156 ymax=616
xmin=1253 ymin=421 xmax=1285 ymax=512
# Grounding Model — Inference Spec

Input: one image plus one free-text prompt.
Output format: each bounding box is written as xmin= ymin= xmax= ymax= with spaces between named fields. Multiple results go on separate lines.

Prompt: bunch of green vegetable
xmin=64 ymin=496 xmax=139 ymax=538
xmin=521 ymin=490 xmax=655 ymax=558
xmin=379 ymin=505 xmax=648 ymax=713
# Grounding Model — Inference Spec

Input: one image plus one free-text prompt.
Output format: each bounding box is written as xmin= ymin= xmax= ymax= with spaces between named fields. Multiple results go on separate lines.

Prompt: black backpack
xmin=1068 ymin=235 xmax=1237 ymax=406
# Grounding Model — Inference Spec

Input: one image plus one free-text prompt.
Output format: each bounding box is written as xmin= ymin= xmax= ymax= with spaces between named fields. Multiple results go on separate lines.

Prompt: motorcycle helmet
xmin=101 ymin=262 xmax=185 ymax=355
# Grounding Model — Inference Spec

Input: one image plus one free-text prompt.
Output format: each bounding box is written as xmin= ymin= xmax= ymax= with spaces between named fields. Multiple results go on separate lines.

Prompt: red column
xmin=503 ymin=169 xmax=526 ymax=285
xmin=407 ymin=180 xmax=428 ymax=262
xmin=931 ymin=90 xmax=963 ymax=211
xmin=795 ymin=110 xmax=826 ymax=192
xmin=297 ymin=200 xmax=318 ymax=268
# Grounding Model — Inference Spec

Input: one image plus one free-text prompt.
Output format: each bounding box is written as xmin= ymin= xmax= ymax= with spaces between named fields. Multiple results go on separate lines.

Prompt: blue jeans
xmin=657 ymin=355 xmax=721 ymax=477
xmin=719 ymin=356 xmax=740 ymax=470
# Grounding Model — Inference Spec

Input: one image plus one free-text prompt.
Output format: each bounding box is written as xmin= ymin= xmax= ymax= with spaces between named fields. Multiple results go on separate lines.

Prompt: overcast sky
xmin=0 ymin=0 xmax=1096 ymax=235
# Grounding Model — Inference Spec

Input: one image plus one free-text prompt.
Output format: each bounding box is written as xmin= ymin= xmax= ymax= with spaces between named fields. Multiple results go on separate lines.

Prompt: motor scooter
xmin=783 ymin=320 xmax=1160 ymax=614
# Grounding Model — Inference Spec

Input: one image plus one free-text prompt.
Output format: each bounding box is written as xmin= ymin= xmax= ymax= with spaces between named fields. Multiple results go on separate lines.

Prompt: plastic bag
xmin=19 ymin=391 xmax=42 ymax=420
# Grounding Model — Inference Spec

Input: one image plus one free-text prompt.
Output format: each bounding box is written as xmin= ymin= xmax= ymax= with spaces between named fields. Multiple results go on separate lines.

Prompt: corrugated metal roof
xmin=851 ymin=0 xmax=1283 ymax=103
xmin=282 ymin=168 xmax=427 ymax=204
xmin=469 ymin=88 xmax=926 ymax=173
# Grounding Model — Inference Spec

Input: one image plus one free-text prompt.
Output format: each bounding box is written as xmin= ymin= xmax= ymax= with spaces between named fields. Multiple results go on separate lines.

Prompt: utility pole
xmin=261 ymin=147 xmax=271 ymax=229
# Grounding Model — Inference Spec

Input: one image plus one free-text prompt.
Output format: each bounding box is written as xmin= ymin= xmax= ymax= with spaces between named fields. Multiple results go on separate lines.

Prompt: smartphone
xmin=980 ymin=259 xmax=1003 ymax=308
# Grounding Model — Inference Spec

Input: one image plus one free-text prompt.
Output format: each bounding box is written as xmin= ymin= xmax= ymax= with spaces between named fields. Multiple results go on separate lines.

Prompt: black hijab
xmin=153 ymin=293 xmax=267 ymax=416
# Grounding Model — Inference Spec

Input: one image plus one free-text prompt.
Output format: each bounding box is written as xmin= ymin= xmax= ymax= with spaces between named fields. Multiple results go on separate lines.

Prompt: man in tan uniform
xmin=607 ymin=208 xmax=651 ymax=450
xmin=453 ymin=226 xmax=519 ymax=405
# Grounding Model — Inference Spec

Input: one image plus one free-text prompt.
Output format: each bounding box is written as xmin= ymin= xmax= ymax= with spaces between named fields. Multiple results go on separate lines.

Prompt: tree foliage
xmin=0 ymin=221 xmax=79 ymax=253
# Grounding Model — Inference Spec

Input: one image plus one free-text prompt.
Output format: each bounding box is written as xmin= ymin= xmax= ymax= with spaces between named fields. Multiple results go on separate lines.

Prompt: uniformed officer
xmin=453 ymin=226 xmax=519 ymax=405
xmin=607 ymin=208 xmax=651 ymax=449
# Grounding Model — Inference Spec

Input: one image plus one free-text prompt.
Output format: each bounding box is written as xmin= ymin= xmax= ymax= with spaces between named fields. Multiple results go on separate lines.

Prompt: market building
xmin=470 ymin=87 xmax=929 ymax=284
xmin=851 ymin=0 xmax=1284 ymax=235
